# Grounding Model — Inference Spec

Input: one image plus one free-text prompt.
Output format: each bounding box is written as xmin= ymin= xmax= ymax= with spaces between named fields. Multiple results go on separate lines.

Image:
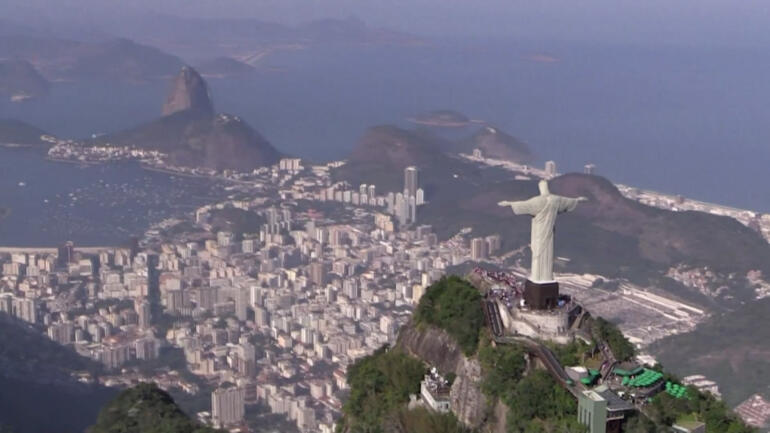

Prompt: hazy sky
xmin=2 ymin=0 xmax=770 ymax=47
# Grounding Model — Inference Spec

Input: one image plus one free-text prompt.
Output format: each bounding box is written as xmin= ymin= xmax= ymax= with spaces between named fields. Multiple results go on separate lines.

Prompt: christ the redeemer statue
xmin=498 ymin=180 xmax=586 ymax=283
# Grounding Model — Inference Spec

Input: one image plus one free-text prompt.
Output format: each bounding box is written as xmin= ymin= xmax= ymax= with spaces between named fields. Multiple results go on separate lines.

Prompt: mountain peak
xmin=462 ymin=124 xmax=532 ymax=163
xmin=348 ymin=125 xmax=448 ymax=169
xmin=162 ymin=66 xmax=214 ymax=117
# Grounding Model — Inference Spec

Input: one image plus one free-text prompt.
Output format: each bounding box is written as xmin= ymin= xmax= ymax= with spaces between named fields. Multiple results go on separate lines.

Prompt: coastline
xmin=140 ymin=164 xmax=210 ymax=179
xmin=0 ymin=143 xmax=34 ymax=149
xmin=406 ymin=117 xmax=487 ymax=128
xmin=45 ymin=156 xmax=107 ymax=167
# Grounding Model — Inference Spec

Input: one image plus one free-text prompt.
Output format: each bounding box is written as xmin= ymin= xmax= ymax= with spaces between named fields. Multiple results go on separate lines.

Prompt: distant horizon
xmin=2 ymin=0 xmax=770 ymax=48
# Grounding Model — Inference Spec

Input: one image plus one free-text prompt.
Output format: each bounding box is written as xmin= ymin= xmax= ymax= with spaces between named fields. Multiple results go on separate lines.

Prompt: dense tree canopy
xmin=478 ymin=336 xmax=526 ymax=399
xmin=646 ymin=389 xmax=755 ymax=433
xmin=341 ymin=347 xmax=426 ymax=433
xmin=414 ymin=276 xmax=484 ymax=355
xmin=591 ymin=317 xmax=636 ymax=361
xmin=505 ymin=370 xmax=586 ymax=433
xmin=547 ymin=339 xmax=591 ymax=367
xmin=477 ymin=335 xmax=585 ymax=433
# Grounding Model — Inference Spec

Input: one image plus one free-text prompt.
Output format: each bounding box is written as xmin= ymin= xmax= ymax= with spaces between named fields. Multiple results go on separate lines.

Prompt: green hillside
xmin=414 ymin=276 xmax=484 ymax=355
xmin=340 ymin=346 xmax=429 ymax=433
xmin=338 ymin=276 xmax=756 ymax=433
xmin=653 ymin=298 xmax=770 ymax=406
xmin=89 ymin=383 xmax=220 ymax=433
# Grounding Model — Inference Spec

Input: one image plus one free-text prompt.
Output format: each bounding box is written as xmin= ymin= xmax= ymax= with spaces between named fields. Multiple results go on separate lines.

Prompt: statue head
xmin=538 ymin=180 xmax=550 ymax=195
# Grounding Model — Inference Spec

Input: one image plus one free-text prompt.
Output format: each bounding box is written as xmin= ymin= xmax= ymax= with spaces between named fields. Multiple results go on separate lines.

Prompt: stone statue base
xmin=524 ymin=280 xmax=560 ymax=310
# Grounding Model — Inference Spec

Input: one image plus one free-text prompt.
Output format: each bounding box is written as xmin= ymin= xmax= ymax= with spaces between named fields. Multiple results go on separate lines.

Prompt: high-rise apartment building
xmin=135 ymin=298 xmax=151 ymax=329
xmin=404 ymin=166 xmax=419 ymax=198
xmin=471 ymin=237 xmax=488 ymax=261
xmin=212 ymin=385 xmax=246 ymax=428
xmin=309 ymin=262 xmax=327 ymax=287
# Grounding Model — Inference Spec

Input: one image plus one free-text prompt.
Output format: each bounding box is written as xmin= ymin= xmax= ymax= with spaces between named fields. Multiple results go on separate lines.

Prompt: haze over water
xmin=2 ymin=38 xmax=770 ymax=212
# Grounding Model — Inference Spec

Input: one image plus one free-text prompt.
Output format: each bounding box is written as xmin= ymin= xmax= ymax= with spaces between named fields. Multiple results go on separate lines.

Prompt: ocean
xmin=1 ymin=37 xmax=770 ymax=245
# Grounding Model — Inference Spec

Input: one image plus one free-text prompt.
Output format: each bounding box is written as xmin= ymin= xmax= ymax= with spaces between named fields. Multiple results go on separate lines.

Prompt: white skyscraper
xmin=416 ymin=188 xmax=425 ymax=205
xmin=471 ymin=238 xmax=488 ymax=261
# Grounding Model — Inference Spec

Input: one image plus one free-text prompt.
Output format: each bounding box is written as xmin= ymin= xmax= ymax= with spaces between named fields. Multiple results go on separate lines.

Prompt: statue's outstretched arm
xmin=556 ymin=196 xmax=588 ymax=213
xmin=498 ymin=196 xmax=545 ymax=216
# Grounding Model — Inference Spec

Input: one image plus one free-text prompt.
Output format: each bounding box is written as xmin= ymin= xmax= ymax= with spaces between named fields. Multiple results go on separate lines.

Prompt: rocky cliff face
xmin=397 ymin=323 xmax=489 ymax=429
xmin=450 ymin=356 xmax=487 ymax=428
xmin=162 ymin=66 xmax=214 ymax=116
xmin=397 ymin=323 xmax=464 ymax=373
xmin=491 ymin=401 xmax=508 ymax=433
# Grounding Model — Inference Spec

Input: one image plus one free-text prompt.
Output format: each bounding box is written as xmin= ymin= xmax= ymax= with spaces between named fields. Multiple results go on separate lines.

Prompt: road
xmin=484 ymin=300 xmax=504 ymax=337
xmin=494 ymin=334 xmax=580 ymax=397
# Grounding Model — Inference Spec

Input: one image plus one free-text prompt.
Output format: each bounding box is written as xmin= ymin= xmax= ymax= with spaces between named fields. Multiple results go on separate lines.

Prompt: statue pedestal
xmin=524 ymin=280 xmax=560 ymax=310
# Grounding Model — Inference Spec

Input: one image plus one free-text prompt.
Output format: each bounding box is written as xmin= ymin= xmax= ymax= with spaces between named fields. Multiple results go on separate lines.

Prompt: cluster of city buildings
xmin=0 ymin=244 xmax=162 ymax=369
xmin=0 ymin=158 xmax=491 ymax=433
xmin=48 ymin=139 xmax=167 ymax=165
xmin=309 ymin=165 xmax=425 ymax=227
